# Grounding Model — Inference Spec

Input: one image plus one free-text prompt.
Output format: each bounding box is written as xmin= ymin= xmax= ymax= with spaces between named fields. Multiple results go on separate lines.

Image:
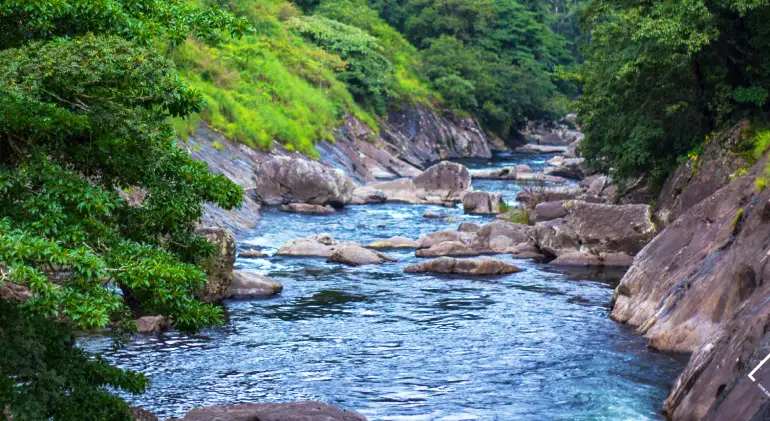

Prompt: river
xmin=81 ymin=152 xmax=686 ymax=420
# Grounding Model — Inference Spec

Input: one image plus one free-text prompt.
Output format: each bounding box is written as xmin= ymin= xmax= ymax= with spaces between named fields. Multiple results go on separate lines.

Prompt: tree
xmin=0 ymin=1 xmax=250 ymax=419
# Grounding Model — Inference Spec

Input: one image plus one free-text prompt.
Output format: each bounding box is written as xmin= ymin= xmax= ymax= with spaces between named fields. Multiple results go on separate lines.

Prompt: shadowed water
xmin=81 ymin=153 xmax=686 ymax=420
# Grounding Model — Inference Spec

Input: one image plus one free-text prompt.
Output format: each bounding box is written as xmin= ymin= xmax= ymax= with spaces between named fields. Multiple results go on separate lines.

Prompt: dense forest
xmin=3 ymin=0 xmax=770 ymax=419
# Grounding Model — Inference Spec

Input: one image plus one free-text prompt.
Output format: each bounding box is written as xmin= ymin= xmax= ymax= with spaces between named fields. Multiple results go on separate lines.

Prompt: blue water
xmin=81 ymin=153 xmax=685 ymax=420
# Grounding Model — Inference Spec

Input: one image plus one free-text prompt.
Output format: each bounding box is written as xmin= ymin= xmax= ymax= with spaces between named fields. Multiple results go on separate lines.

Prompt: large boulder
xmin=327 ymin=245 xmax=396 ymax=266
xmin=366 ymin=179 xmax=423 ymax=204
xmin=254 ymin=156 xmax=355 ymax=206
xmin=132 ymin=407 xmax=159 ymax=421
xmin=225 ymin=270 xmax=283 ymax=298
xmin=415 ymin=241 xmax=480 ymax=257
xmin=470 ymin=165 xmax=532 ymax=180
xmin=539 ymin=132 xmax=568 ymax=146
xmin=405 ymin=257 xmax=521 ymax=275
xmin=531 ymin=218 xmax=581 ymax=256
xmin=412 ymin=161 xmax=471 ymax=200
xmin=417 ymin=230 xmax=475 ymax=249
xmin=551 ymin=251 xmax=633 ymax=267
xmin=196 ymin=227 xmax=236 ymax=302
xmin=175 ymin=402 xmax=367 ymax=421
xmin=462 ymin=191 xmax=503 ymax=214
xmin=349 ymin=185 xmax=387 ymax=205
xmin=516 ymin=186 xmax=582 ymax=208
xmin=546 ymin=158 xmax=590 ymax=180
xmin=135 ymin=316 xmax=170 ymax=333
xmin=564 ymin=201 xmax=656 ymax=255
xmin=534 ymin=200 xmax=568 ymax=222
xmin=276 ymin=234 xmax=360 ymax=258
xmin=564 ymin=139 xmax=581 ymax=158
xmin=469 ymin=220 xmax=533 ymax=252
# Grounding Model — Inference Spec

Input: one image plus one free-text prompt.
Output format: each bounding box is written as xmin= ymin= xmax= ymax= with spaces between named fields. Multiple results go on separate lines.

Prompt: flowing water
xmin=81 ymin=152 xmax=687 ymax=420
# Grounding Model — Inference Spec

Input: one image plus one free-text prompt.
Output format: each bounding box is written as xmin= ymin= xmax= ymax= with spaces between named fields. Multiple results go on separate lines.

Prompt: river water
xmin=82 ymin=152 xmax=686 ymax=420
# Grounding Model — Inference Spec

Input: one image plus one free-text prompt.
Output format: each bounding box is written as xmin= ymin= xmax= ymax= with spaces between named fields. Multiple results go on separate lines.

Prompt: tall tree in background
xmin=579 ymin=0 xmax=770 ymax=182
xmin=0 ymin=2 xmax=249 ymax=419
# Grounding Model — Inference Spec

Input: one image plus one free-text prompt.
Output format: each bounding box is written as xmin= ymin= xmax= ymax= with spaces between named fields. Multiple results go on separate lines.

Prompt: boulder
xmin=515 ymin=172 xmax=566 ymax=184
xmin=367 ymin=178 xmax=422 ymax=204
xmin=175 ymin=402 xmax=367 ymax=421
xmin=417 ymin=230 xmax=475 ymax=249
xmin=586 ymin=176 xmax=608 ymax=197
xmin=405 ymin=257 xmax=521 ymax=275
xmin=509 ymin=243 xmax=544 ymax=259
xmin=458 ymin=222 xmax=481 ymax=233
xmin=280 ymin=203 xmax=335 ymax=215
xmin=276 ymin=234 xmax=361 ymax=258
xmin=328 ymin=245 xmax=396 ymax=266
xmin=132 ymin=407 xmax=159 ymax=421
xmin=462 ymin=191 xmax=503 ymax=214
xmin=516 ymin=187 xmax=582 ymax=208
xmin=350 ymin=186 xmax=387 ymax=205
xmin=469 ymin=164 xmax=532 ymax=180
xmin=551 ymin=251 xmax=633 ymax=267
xmin=423 ymin=211 xmax=447 ymax=219
xmin=515 ymin=144 xmax=568 ymax=154
xmin=565 ymin=139 xmax=581 ymax=158
xmin=563 ymin=200 xmax=656 ymax=255
xmin=135 ymin=315 xmax=170 ymax=333
xmin=254 ymin=156 xmax=355 ymax=206
xmin=547 ymin=158 xmax=590 ymax=180
xmin=412 ymin=161 xmax=471 ymax=200
xmin=415 ymin=241 xmax=480 ymax=257
xmin=534 ymin=200 xmax=568 ymax=222
xmin=196 ymin=227 xmax=235 ymax=302
xmin=367 ymin=236 xmax=419 ymax=249
xmin=531 ymin=218 xmax=581 ymax=256
xmin=539 ymin=132 xmax=568 ymax=146
xmin=238 ymin=250 xmax=266 ymax=258
xmin=470 ymin=220 xmax=533 ymax=252
xmin=225 ymin=270 xmax=283 ymax=298
xmin=0 ymin=282 xmax=31 ymax=302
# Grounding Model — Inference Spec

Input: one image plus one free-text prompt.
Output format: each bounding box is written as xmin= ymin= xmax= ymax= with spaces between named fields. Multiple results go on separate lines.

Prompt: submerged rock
xmin=328 ymin=245 xmax=396 ymax=266
xmin=367 ymin=236 xmax=420 ymax=249
xmin=225 ymin=270 xmax=283 ymax=298
xmin=280 ymin=203 xmax=335 ymax=215
xmin=462 ymin=191 xmax=503 ymax=214
xmin=254 ymin=156 xmax=355 ymax=206
xmin=276 ymin=233 xmax=360 ymax=258
xmin=405 ymin=257 xmax=521 ymax=275
xmin=174 ymin=402 xmax=367 ymax=421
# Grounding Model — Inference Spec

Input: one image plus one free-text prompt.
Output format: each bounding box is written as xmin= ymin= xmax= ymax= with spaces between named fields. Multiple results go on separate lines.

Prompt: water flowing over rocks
xmin=327 ymin=245 xmax=397 ymax=266
xmin=254 ymin=156 xmax=355 ymax=207
xmin=170 ymin=402 xmax=367 ymax=421
xmin=276 ymin=234 xmax=361 ymax=258
xmin=225 ymin=270 xmax=284 ymax=298
xmin=405 ymin=256 xmax=521 ymax=275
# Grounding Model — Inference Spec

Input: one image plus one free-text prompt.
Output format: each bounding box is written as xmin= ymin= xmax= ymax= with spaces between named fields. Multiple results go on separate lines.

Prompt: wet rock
xmin=418 ymin=230 xmax=475 ymax=249
xmin=515 ymin=144 xmax=569 ymax=154
xmin=131 ymin=407 xmax=159 ymax=421
xmin=196 ymin=227 xmax=235 ymax=303
xmin=534 ymin=200 xmax=568 ymax=222
xmin=458 ymin=222 xmax=481 ymax=233
xmin=254 ymin=156 xmax=355 ymax=206
xmin=423 ymin=211 xmax=447 ymax=219
xmin=328 ymin=246 xmax=396 ymax=266
xmin=470 ymin=220 xmax=533 ymax=252
xmin=462 ymin=191 xmax=503 ymax=214
xmin=350 ymin=186 xmax=387 ymax=205
xmin=415 ymin=241 xmax=480 ymax=257
xmin=135 ymin=316 xmax=170 ymax=334
xmin=280 ymin=203 xmax=335 ymax=215
xmin=276 ymin=233 xmax=361 ymax=258
xmin=175 ymin=401 xmax=367 ymax=421
xmin=367 ymin=236 xmax=420 ymax=249
xmin=412 ymin=161 xmax=471 ymax=200
xmin=225 ymin=270 xmax=283 ymax=298
xmin=238 ymin=250 xmax=266 ymax=258
xmin=405 ymin=257 xmax=521 ymax=275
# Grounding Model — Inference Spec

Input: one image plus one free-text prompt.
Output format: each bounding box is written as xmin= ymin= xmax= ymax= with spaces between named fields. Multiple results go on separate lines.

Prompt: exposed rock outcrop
xmin=328 ymin=245 xmax=396 ymax=266
xmin=276 ymin=234 xmax=361 ymax=258
xmin=470 ymin=220 xmax=533 ymax=253
xmin=415 ymin=241 xmax=480 ymax=257
xmin=367 ymin=236 xmax=420 ymax=249
xmin=411 ymin=161 xmax=471 ymax=201
xmin=225 ymin=270 xmax=283 ymax=298
xmin=470 ymin=164 xmax=533 ymax=180
xmin=405 ymin=257 xmax=521 ymax=275
xmin=462 ymin=191 xmax=503 ymax=214
xmin=135 ymin=316 xmax=170 ymax=334
xmin=173 ymin=402 xmax=367 ymax=421
xmin=546 ymin=158 xmax=591 ymax=180
xmin=196 ymin=227 xmax=236 ymax=303
xmin=254 ymin=156 xmax=355 ymax=207
xmin=280 ymin=203 xmax=335 ymax=215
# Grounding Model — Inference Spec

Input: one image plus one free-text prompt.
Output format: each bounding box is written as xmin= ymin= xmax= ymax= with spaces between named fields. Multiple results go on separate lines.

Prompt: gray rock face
xmin=276 ymin=234 xmax=361 ymax=258
xmin=225 ymin=270 xmax=283 ymax=298
xmin=196 ymin=227 xmax=236 ymax=303
xmin=405 ymin=257 xmax=521 ymax=275
xmin=412 ymin=161 xmax=471 ymax=200
xmin=565 ymin=201 xmax=656 ymax=255
xmin=367 ymin=236 xmax=419 ymax=249
xmin=175 ymin=402 xmax=367 ymax=421
xmin=135 ymin=316 xmax=169 ymax=333
xmin=551 ymin=251 xmax=633 ymax=267
xmin=564 ymin=139 xmax=581 ymax=158
xmin=547 ymin=158 xmax=590 ymax=180
xmin=532 ymin=218 xmax=581 ymax=257
xmin=254 ymin=156 xmax=355 ymax=206
xmin=470 ymin=220 xmax=533 ymax=252
xmin=534 ymin=200 xmax=568 ymax=222
xmin=457 ymin=222 xmax=481 ymax=233
xmin=328 ymin=245 xmax=396 ymax=266
xmin=131 ymin=407 xmax=159 ymax=421
xmin=470 ymin=165 xmax=532 ymax=180
xmin=418 ymin=230 xmax=475 ymax=249
xmin=280 ymin=203 xmax=335 ymax=215
xmin=349 ymin=186 xmax=387 ymax=204
xmin=462 ymin=191 xmax=503 ymax=214
xmin=415 ymin=241 xmax=480 ymax=257
xmin=539 ymin=132 xmax=568 ymax=146
xmin=515 ymin=144 xmax=568 ymax=154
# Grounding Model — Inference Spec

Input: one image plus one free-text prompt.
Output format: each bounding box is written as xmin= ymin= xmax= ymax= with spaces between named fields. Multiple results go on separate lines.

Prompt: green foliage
xmin=753 ymin=130 xmax=770 ymax=161
xmin=0 ymin=300 xmax=148 ymax=421
xmin=0 ymin=1 xmax=247 ymax=419
xmin=579 ymin=0 xmax=770 ymax=182
xmin=499 ymin=205 xmax=531 ymax=225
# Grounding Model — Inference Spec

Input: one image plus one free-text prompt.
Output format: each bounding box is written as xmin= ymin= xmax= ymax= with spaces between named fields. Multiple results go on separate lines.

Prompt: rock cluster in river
xmin=254 ymin=156 xmax=355 ymax=207
xmin=169 ymin=401 xmax=367 ymax=421
xmin=405 ymin=256 xmax=521 ymax=275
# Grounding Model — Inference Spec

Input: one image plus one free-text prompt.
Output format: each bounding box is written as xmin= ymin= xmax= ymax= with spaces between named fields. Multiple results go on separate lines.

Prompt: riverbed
xmin=82 ymin=152 xmax=686 ymax=420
